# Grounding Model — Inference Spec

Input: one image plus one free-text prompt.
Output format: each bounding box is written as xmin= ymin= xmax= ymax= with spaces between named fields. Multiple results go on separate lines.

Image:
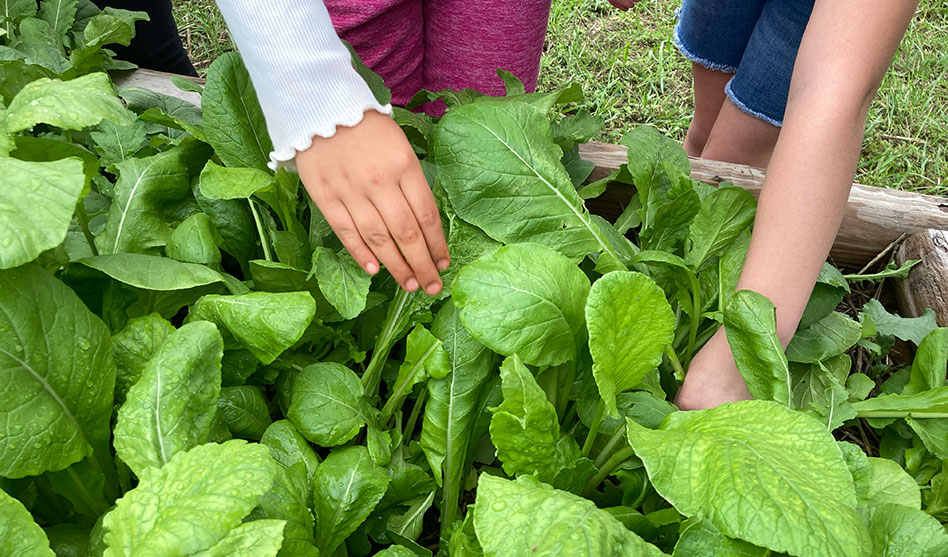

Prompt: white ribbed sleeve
xmin=214 ymin=0 xmax=392 ymax=170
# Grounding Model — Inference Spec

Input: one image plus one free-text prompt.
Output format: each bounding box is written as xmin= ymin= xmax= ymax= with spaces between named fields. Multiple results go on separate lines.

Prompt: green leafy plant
xmin=1 ymin=5 xmax=947 ymax=556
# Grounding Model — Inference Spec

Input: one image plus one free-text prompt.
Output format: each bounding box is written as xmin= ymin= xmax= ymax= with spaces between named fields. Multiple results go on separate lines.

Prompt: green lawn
xmin=172 ymin=0 xmax=948 ymax=194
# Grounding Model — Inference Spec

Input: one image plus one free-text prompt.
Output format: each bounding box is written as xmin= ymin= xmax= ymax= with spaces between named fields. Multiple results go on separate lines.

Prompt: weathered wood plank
xmin=112 ymin=68 xmax=204 ymax=106
xmin=579 ymin=141 xmax=948 ymax=268
xmin=895 ymin=229 xmax=948 ymax=327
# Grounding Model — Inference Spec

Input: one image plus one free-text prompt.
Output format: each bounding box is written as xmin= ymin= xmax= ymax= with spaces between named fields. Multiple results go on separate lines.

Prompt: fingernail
xmin=437 ymin=259 xmax=450 ymax=271
xmin=425 ymin=282 xmax=442 ymax=295
xmin=405 ymin=278 xmax=419 ymax=291
xmin=365 ymin=262 xmax=379 ymax=274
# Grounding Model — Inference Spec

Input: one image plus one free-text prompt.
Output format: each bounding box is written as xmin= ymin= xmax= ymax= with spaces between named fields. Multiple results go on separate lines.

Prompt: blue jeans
xmin=674 ymin=0 xmax=815 ymax=126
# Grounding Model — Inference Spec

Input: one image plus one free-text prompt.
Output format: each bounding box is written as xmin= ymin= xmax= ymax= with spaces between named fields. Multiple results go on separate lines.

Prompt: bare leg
xmin=683 ymin=63 xmax=734 ymax=156
xmin=700 ymin=98 xmax=781 ymax=168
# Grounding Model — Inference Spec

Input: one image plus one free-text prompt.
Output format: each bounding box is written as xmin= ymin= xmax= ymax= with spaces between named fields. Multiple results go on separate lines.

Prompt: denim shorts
xmin=674 ymin=0 xmax=815 ymax=126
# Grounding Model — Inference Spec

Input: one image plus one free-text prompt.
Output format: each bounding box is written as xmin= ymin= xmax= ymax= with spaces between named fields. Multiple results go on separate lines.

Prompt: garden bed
xmin=2 ymin=7 xmax=948 ymax=556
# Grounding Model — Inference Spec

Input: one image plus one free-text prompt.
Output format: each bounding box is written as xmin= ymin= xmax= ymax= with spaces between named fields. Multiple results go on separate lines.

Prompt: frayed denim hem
xmin=724 ymin=80 xmax=783 ymax=127
xmin=673 ymin=24 xmax=739 ymax=74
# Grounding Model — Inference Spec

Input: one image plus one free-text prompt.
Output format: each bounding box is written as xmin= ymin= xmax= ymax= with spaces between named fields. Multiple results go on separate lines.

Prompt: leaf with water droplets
xmin=0 ymin=264 xmax=114 ymax=478
xmin=0 ymin=487 xmax=54 ymax=556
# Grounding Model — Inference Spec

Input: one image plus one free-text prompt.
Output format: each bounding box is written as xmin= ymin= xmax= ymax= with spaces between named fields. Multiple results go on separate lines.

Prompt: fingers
xmin=399 ymin=162 xmax=450 ymax=271
xmin=317 ymin=199 xmax=379 ymax=274
xmin=345 ymin=196 xmax=421 ymax=291
xmin=370 ymin=187 xmax=443 ymax=295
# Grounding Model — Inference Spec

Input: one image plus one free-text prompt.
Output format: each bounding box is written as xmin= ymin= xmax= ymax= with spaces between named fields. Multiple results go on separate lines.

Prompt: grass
xmin=172 ymin=0 xmax=948 ymax=194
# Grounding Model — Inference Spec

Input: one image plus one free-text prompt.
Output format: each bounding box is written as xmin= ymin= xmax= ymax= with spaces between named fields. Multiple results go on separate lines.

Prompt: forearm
xmin=736 ymin=0 xmax=917 ymax=344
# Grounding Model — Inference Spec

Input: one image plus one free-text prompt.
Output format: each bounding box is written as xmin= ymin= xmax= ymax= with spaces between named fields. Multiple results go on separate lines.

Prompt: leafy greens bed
xmin=1 ymin=3 xmax=948 ymax=556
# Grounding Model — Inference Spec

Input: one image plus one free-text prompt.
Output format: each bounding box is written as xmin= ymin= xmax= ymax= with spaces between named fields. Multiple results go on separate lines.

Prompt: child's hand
xmin=296 ymin=110 xmax=450 ymax=295
xmin=674 ymin=328 xmax=753 ymax=411
xmin=608 ymin=0 xmax=643 ymax=11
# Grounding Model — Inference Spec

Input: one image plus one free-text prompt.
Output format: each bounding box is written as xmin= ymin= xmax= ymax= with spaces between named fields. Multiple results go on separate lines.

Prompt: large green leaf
xmin=0 ymin=265 xmax=114 ymax=478
xmin=866 ymin=457 xmax=921 ymax=509
xmin=786 ymin=312 xmax=862 ymax=364
xmin=473 ymin=475 xmax=663 ymax=556
xmin=904 ymin=327 xmax=948 ymax=394
xmin=89 ymin=118 xmax=147 ymax=168
xmin=421 ymin=301 xmax=492 ymax=527
xmin=259 ymin=463 xmax=319 ymax=557
xmin=95 ymin=146 xmax=191 ymax=255
xmin=685 ymin=185 xmax=756 ymax=269
xmin=432 ymin=99 xmax=612 ymax=260
xmin=260 ymin=420 xmax=320 ymax=486
xmin=2 ymin=0 xmax=36 ymax=38
xmin=489 ymin=355 xmax=591 ymax=490
xmin=453 ymin=243 xmax=590 ymax=367
xmin=851 ymin=387 xmax=948 ymax=417
xmin=861 ymin=299 xmax=938 ymax=346
xmin=586 ymin=271 xmax=674 ymax=417
xmin=111 ymin=313 xmax=175 ymax=404
xmin=867 ymin=502 xmax=948 ymax=556
xmin=77 ymin=254 xmax=224 ymax=290
xmin=190 ymin=519 xmax=285 ymax=557
xmin=38 ymin=0 xmax=79 ymax=43
xmin=312 ymin=446 xmax=391 ymax=556
xmin=113 ymin=321 xmax=223 ymax=477
xmin=217 ymin=385 xmax=272 ymax=440
xmin=288 ymin=362 xmax=372 ymax=447
xmin=672 ymin=519 xmax=769 ymax=557
xmin=187 ymin=291 xmax=316 ymax=364
xmin=166 ymin=213 xmax=221 ymax=265
xmin=790 ymin=354 xmax=855 ymax=430
xmin=202 ymin=52 xmax=272 ymax=171
xmin=198 ymin=159 xmax=273 ymax=200
xmin=724 ymin=290 xmax=792 ymax=406
xmin=626 ymin=400 xmax=870 ymax=556
xmin=0 ymin=487 xmax=54 ymax=556
xmin=102 ymin=440 xmax=278 ymax=556
xmin=3 ymin=72 xmax=130 ymax=133
xmin=0 ymin=156 xmax=84 ymax=269
xmin=309 ymin=246 xmax=371 ymax=320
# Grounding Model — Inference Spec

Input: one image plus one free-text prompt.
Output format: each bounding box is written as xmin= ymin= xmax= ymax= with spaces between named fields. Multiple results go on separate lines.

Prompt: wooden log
xmin=579 ymin=141 xmax=948 ymax=269
xmin=112 ymin=68 xmax=204 ymax=106
xmin=894 ymin=229 xmax=948 ymax=327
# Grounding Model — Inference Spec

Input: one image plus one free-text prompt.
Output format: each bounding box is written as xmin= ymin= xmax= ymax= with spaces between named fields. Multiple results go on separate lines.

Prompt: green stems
xmin=75 ymin=204 xmax=99 ymax=257
xmin=593 ymin=426 xmax=627 ymax=469
xmin=248 ymin=199 xmax=273 ymax=262
xmin=581 ymin=399 xmax=606 ymax=458
xmin=363 ymin=289 xmax=415 ymax=397
xmin=857 ymin=411 xmax=948 ymax=419
xmin=582 ymin=445 xmax=635 ymax=498
xmin=664 ymin=345 xmax=685 ymax=381
xmin=684 ymin=272 xmax=702 ymax=367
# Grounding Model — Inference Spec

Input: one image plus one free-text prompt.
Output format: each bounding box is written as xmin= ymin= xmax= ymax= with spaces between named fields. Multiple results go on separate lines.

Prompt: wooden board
xmin=112 ymin=68 xmax=204 ymax=106
xmin=579 ymin=141 xmax=948 ymax=268
xmin=895 ymin=229 xmax=948 ymax=326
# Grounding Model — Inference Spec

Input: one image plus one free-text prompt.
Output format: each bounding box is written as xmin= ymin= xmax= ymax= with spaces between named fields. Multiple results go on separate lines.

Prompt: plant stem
xmin=664 ymin=345 xmax=685 ymax=381
xmin=684 ymin=272 xmax=702 ymax=367
xmin=75 ymin=204 xmax=99 ymax=256
xmin=402 ymin=389 xmax=426 ymax=441
xmin=248 ymin=199 xmax=273 ymax=262
xmin=593 ymin=426 xmax=627 ymax=469
xmin=582 ymin=445 xmax=635 ymax=498
xmin=66 ymin=466 xmax=108 ymax=515
xmin=581 ymin=399 xmax=606 ymax=458
xmin=363 ymin=289 xmax=415 ymax=396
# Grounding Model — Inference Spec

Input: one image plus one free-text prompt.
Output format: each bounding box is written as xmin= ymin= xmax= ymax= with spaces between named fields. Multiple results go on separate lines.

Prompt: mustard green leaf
xmin=102 ymin=440 xmax=278 ymax=556
xmin=259 ymin=463 xmax=319 ymax=557
xmin=113 ymin=321 xmax=223 ymax=477
xmin=786 ymin=312 xmax=862 ymax=364
xmin=191 ymin=519 xmax=285 ymax=557
xmin=309 ymin=246 xmax=371 ymax=320
xmin=288 ymin=362 xmax=372 ymax=447
xmin=312 ymin=446 xmax=391 ymax=556
xmin=626 ymin=400 xmax=870 ymax=557
xmin=432 ymin=99 xmax=612 ymax=260
xmin=77 ymin=254 xmax=224 ymax=290
xmin=4 ymin=72 xmax=130 ymax=133
xmin=187 ymin=291 xmax=315 ymax=364
xmin=724 ymin=290 xmax=792 ymax=407
xmin=685 ymin=185 xmax=756 ymax=270
xmin=473 ymin=475 xmax=664 ymax=557
xmin=587 ymin=271 xmax=675 ymax=417
xmin=453 ymin=243 xmax=590 ymax=367
xmin=0 ymin=487 xmax=54 ymax=556
xmin=0 ymin=156 xmax=84 ymax=269
xmin=867 ymin=502 xmax=948 ymax=557
xmin=167 ymin=212 xmax=222 ymax=265
xmin=260 ymin=420 xmax=320 ymax=485
xmin=198 ymin=159 xmax=274 ymax=200
xmin=0 ymin=264 xmax=114 ymax=478
xmin=904 ymin=327 xmax=948 ymax=395
xmin=217 ymin=385 xmax=272 ymax=440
